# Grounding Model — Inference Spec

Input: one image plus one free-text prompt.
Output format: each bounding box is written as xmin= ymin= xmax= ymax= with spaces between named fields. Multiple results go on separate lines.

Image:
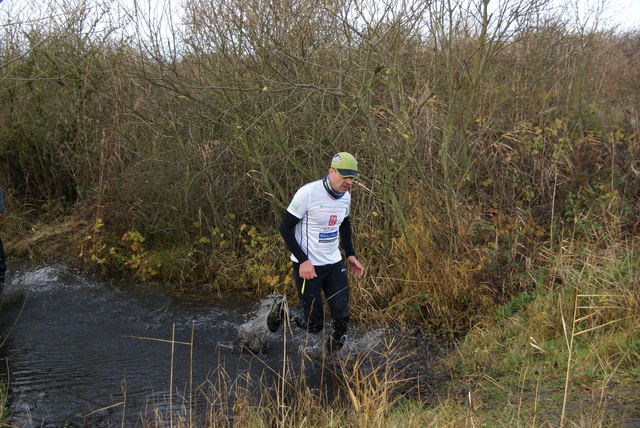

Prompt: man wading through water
xmin=268 ymin=152 xmax=364 ymax=353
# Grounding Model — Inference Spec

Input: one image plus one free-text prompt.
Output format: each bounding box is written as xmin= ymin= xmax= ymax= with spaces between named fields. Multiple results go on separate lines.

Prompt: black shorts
xmin=292 ymin=260 xmax=349 ymax=333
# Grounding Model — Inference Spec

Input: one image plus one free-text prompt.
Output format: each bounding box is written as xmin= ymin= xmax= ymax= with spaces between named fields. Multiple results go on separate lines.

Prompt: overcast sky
xmin=0 ymin=0 xmax=638 ymax=32
xmin=615 ymin=0 xmax=640 ymax=30
xmin=579 ymin=0 xmax=640 ymax=30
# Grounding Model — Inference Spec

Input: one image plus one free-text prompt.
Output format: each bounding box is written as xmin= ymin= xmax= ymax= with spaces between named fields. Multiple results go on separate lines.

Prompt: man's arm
xmin=279 ymin=211 xmax=317 ymax=280
xmin=339 ymin=216 xmax=355 ymax=258
xmin=279 ymin=211 xmax=308 ymax=263
xmin=339 ymin=216 xmax=364 ymax=278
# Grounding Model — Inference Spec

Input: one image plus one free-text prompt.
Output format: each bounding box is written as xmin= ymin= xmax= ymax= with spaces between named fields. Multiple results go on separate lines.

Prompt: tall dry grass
xmin=447 ymin=223 xmax=640 ymax=426
xmin=113 ymin=323 xmax=429 ymax=427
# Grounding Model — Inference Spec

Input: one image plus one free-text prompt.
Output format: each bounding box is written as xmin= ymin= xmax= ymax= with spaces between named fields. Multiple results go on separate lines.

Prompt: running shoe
xmin=266 ymin=295 xmax=285 ymax=332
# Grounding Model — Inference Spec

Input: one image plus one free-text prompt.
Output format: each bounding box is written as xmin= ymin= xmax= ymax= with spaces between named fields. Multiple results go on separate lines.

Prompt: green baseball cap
xmin=331 ymin=152 xmax=358 ymax=178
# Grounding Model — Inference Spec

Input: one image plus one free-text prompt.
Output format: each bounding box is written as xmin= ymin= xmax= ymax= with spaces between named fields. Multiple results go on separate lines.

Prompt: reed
xmin=122 ymin=320 xmax=437 ymax=427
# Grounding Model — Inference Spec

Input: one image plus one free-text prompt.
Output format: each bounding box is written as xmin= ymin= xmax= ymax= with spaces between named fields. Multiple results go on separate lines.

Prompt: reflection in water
xmin=0 ymin=264 xmax=389 ymax=426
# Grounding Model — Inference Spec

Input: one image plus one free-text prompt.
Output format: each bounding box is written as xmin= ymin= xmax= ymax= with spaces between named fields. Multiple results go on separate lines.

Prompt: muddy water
xmin=0 ymin=263 xmax=421 ymax=427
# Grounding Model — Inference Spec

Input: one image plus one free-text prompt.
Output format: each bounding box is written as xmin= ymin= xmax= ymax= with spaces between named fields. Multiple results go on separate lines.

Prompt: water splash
xmin=12 ymin=265 xmax=60 ymax=286
xmin=233 ymin=296 xmax=387 ymax=361
xmin=234 ymin=297 xmax=275 ymax=353
xmin=342 ymin=328 xmax=386 ymax=355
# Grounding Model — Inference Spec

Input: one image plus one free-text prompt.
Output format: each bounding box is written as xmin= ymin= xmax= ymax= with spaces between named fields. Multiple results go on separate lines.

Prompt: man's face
xmin=328 ymin=168 xmax=355 ymax=193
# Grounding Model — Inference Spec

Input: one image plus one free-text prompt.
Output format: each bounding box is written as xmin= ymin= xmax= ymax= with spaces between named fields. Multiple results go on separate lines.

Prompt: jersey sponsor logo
xmin=318 ymin=230 xmax=338 ymax=243
xmin=328 ymin=215 xmax=338 ymax=226
xmin=289 ymin=200 xmax=300 ymax=212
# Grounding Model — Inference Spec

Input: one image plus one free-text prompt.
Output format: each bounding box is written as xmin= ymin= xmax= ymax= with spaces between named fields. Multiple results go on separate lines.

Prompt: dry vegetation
xmin=0 ymin=0 xmax=638 ymax=425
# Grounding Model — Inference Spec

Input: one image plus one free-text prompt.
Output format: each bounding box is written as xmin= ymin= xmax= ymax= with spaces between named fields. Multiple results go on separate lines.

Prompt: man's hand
xmin=299 ymin=259 xmax=317 ymax=280
xmin=0 ymin=213 xmax=5 ymax=222
xmin=347 ymin=256 xmax=364 ymax=279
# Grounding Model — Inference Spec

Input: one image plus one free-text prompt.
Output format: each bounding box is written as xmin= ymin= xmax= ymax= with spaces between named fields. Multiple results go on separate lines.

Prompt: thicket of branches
xmin=1 ymin=0 xmax=639 ymax=330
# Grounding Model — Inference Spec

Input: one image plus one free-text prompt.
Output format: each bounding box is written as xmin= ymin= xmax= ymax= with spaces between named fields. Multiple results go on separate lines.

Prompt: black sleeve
xmin=279 ymin=211 xmax=309 ymax=263
xmin=339 ymin=215 xmax=356 ymax=258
